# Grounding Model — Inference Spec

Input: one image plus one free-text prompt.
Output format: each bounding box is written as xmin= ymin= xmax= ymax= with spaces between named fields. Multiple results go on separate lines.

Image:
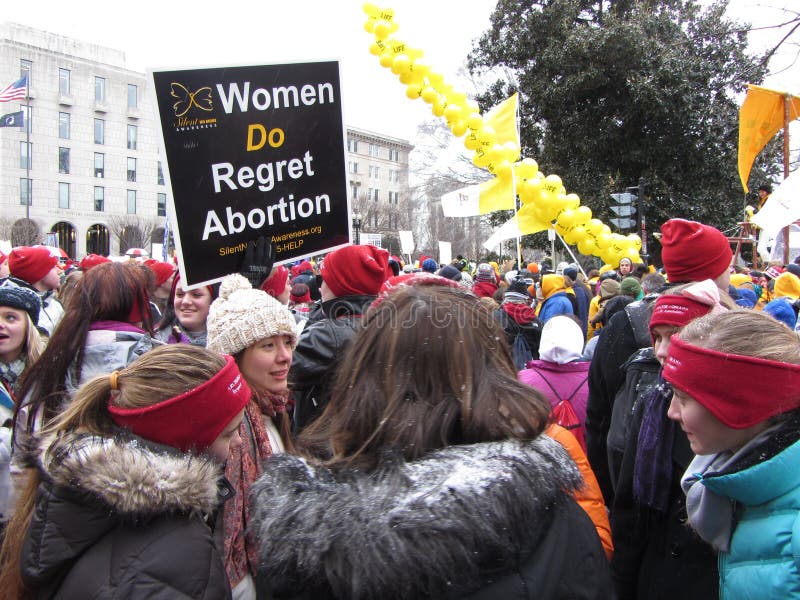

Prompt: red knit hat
xmin=9 ymin=246 xmax=59 ymax=285
xmin=289 ymin=282 xmax=312 ymax=304
xmin=259 ymin=265 xmax=289 ymax=298
xmin=660 ymin=219 xmax=732 ymax=283
xmin=80 ymin=253 xmax=112 ymax=271
xmin=320 ymin=245 xmax=390 ymax=297
xmin=144 ymin=259 xmax=176 ymax=287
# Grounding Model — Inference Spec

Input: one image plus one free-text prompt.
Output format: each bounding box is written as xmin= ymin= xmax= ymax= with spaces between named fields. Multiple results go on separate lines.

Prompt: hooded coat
xmin=20 ymin=431 xmax=231 ymax=599
xmin=250 ymin=437 xmax=613 ymax=599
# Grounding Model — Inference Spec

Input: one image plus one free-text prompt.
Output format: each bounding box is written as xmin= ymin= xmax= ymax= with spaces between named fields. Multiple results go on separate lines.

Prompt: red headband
xmin=662 ymin=336 xmax=800 ymax=429
xmin=649 ymin=295 xmax=712 ymax=338
xmin=108 ymin=355 xmax=250 ymax=452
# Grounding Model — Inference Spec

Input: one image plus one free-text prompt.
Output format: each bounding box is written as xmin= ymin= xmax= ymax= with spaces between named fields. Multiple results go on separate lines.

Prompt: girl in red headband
xmin=610 ymin=280 xmax=733 ymax=600
xmin=0 ymin=344 xmax=249 ymax=598
xmin=664 ymin=311 xmax=800 ymax=599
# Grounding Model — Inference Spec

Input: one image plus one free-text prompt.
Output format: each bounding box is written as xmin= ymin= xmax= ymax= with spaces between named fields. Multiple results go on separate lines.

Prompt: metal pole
xmin=782 ymin=95 xmax=791 ymax=264
xmin=25 ymin=77 xmax=30 ymax=221
xmin=638 ymin=177 xmax=647 ymax=259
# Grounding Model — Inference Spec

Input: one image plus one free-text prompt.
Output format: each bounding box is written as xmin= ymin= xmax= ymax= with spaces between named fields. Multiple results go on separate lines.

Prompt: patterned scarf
xmin=502 ymin=301 xmax=538 ymax=325
xmin=222 ymin=389 xmax=289 ymax=588
xmin=0 ymin=357 xmax=27 ymax=395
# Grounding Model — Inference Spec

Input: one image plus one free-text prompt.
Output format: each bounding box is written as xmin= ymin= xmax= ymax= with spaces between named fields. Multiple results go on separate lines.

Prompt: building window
xmin=59 ymin=68 xmax=70 ymax=96
xmin=94 ymin=186 xmax=104 ymax=212
xmin=369 ymin=165 xmax=380 ymax=179
xmin=19 ymin=142 xmax=31 ymax=169
xmin=59 ymin=182 xmax=70 ymax=209
xmin=127 ymin=84 xmax=138 ymax=109
xmin=58 ymin=147 xmax=70 ymax=174
xmin=94 ymin=152 xmax=104 ymax=178
xmin=58 ymin=112 xmax=70 ymax=139
xmin=20 ymin=59 xmax=32 ymax=84
xmin=127 ymin=190 xmax=136 ymax=214
xmin=368 ymin=143 xmax=380 ymax=158
xmin=348 ymin=161 xmax=358 ymax=174
xmin=157 ymin=193 xmax=167 ymax=217
xmin=94 ymin=118 xmax=104 ymax=144
xmin=20 ymin=178 xmax=31 ymax=206
xmin=127 ymin=124 xmax=137 ymax=150
xmin=127 ymin=157 xmax=137 ymax=182
xmin=347 ymin=138 xmax=358 ymax=153
xmin=350 ymin=184 xmax=358 ymax=200
xmin=157 ymin=161 xmax=165 ymax=185
xmin=95 ymin=76 xmax=106 ymax=102
xmin=21 ymin=105 xmax=32 ymax=133
xmin=389 ymin=148 xmax=401 ymax=161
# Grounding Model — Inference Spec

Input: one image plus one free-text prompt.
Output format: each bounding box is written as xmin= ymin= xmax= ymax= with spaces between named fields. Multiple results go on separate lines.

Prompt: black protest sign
xmin=151 ymin=61 xmax=349 ymax=288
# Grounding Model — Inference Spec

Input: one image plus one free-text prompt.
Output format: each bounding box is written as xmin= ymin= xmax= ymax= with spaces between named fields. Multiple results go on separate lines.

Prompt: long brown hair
xmin=298 ymin=285 xmax=551 ymax=472
xmin=0 ymin=345 xmax=227 ymax=599
xmin=16 ymin=262 xmax=153 ymax=430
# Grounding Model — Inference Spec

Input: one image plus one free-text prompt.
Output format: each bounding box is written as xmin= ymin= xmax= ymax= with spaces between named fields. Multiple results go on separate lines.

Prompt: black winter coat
xmin=250 ymin=437 xmax=614 ymax=600
xmin=610 ymin=387 xmax=718 ymax=600
xmin=586 ymin=297 xmax=655 ymax=505
xmin=20 ymin=431 xmax=231 ymax=599
xmin=289 ymin=294 xmax=375 ymax=433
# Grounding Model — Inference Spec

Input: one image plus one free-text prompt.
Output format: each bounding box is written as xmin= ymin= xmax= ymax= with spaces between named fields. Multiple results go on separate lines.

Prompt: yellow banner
xmin=738 ymin=84 xmax=800 ymax=192
xmin=484 ymin=92 xmax=519 ymax=146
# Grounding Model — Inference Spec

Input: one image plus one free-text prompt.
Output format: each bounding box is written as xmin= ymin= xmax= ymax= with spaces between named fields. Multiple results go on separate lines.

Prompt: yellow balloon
xmin=467 ymin=113 xmax=483 ymax=131
xmin=369 ymin=42 xmax=383 ymax=56
xmin=572 ymin=225 xmax=587 ymax=243
xmin=602 ymin=248 xmax=621 ymax=266
xmin=493 ymin=160 xmax=513 ymax=180
xmin=444 ymin=103 xmax=462 ymax=123
xmin=374 ymin=20 xmax=391 ymax=39
xmin=362 ymin=2 xmax=381 ymax=17
xmin=564 ymin=193 xmax=580 ymax=210
xmin=476 ymin=125 xmax=497 ymax=148
xmin=624 ymin=247 xmax=643 ymax=263
xmin=578 ymin=237 xmax=596 ymax=256
xmin=557 ymin=208 xmax=577 ymax=228
xmin=405 ymin=84 xmax=422 ymax=99
xmin=432 ymin=97 xmax=446 ymax=117
xmin=472 ymin=148 xmax=490 ymax=168
xmin=379 ymin=52 xmax=394 ymax=68
xmin=463 ymin=132 xmax=480 ymax=151
xmin=515 ymin=158 xmax=539 ymax=181
xmin=585 ymin=219 xmax=604 ymax=236
xmin=595 ymin=232 xmax=612 ymax=250
xmin=398 ymin=70 xmax=422 ymax=85
xmin=364 ymin=19 xmax=377 ymax=34
xmin=450 ymin=120 xmax=467 ymax=137
xmin=626 ymin=233 xmax=642 ymax=250
xmin=541 ymin=174 xmax=563 ymax=200
xmin=600 ymin=224 xmax=612 ymax=237
xmin=574 ymin=205 xmax=592 ymax=225
xmin=421 ymin=87 xmax=439 ymax=104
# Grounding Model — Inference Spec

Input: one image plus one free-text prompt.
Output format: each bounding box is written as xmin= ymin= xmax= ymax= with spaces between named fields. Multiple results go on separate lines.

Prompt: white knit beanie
xmin=207 ymin=273 xmax=297 ymax=356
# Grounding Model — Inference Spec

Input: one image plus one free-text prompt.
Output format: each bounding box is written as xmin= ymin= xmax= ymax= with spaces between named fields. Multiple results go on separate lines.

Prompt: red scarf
xmin=222 ymin=392 xmax=286 ymax=587
xmin=502 ymin=301 xmax=538 ymax=325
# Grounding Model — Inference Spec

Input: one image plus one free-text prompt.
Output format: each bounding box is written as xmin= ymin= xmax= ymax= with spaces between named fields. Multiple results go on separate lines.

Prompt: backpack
xmin=511 ymin=332 xmax=534 ymax=371
xmin=530 ymin=366 xmax=588 ymax=451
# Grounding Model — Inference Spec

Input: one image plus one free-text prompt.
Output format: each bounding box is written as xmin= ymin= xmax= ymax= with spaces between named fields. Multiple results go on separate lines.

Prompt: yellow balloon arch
xmin=362 ymin=3 xmax=643 ymax=265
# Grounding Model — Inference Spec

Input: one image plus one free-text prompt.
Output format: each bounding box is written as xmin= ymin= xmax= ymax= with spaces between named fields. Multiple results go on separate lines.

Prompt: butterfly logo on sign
xmin=171 ymin=83 xmax=214 ymax=116
xmin=169 ymin=83 xmax=217 ymax=132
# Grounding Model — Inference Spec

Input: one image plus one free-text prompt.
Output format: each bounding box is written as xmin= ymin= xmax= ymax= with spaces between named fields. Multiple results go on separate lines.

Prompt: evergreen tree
xmin=468 ymin=0 xmax=780 ymax=258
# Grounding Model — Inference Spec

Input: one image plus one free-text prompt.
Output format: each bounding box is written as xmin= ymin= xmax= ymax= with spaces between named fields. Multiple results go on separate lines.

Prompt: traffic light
xmin=609 ymin=190 xmax=637 ymax=230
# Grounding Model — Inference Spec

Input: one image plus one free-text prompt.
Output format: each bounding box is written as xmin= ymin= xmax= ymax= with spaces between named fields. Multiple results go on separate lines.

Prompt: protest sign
xmin=150 ymin=61 xmax=349 ymax=288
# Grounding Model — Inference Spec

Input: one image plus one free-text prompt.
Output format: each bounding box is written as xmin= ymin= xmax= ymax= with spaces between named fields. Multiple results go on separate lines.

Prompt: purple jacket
xmin=518 ymin=360 xmax=590 ymax=426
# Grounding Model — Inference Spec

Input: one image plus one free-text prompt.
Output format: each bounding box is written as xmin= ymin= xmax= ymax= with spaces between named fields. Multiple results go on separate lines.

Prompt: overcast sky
xmin=2 ymin=0 xmax=797 ymax=143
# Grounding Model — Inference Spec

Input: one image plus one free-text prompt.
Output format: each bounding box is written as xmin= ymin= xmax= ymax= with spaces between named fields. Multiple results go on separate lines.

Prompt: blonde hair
xmin=24 ymin=313 xmax=45 ymax=366
xmin=0 ymin=344 xmax=227 ymax=598
xmin=679 ymin=310 xmax=800 ymax=364
xmin=42 ymin=344 xmax=226 ymax=438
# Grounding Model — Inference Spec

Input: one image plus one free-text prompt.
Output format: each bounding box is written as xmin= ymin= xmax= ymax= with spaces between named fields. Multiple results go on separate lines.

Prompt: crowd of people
xmin=0 ymin=215 xmax=798 ymax=599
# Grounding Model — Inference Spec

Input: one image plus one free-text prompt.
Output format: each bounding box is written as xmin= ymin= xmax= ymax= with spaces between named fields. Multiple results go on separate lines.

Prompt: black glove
xmin=239 ymin=236 xmax=276 ymax=289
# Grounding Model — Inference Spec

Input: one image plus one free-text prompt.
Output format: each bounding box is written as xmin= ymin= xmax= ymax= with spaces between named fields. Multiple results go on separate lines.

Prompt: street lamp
xmin=352 ymin=211 xmax=362 ymax=245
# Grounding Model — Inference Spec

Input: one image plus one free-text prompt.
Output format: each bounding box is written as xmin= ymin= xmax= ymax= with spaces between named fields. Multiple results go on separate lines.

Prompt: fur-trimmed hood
xmin=251 ymin=436 xmax=582 ymax=599
xmin=36 ymin=430 xmax=223 ymax=516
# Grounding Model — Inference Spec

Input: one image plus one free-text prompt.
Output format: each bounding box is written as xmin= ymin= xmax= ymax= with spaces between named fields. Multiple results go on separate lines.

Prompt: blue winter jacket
xmin=701 ymin=438 xmax=800 ymax=599
xmin=538 ymin=292 xmax=574 ymax=325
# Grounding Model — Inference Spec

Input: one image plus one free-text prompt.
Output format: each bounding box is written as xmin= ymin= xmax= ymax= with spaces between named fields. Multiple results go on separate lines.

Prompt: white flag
xmin=441 ymin=184 xmax=482 ymax=217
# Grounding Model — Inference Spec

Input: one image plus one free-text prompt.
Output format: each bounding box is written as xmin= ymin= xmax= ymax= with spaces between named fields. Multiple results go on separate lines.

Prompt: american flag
xmin=0 ymin=75 xmax=28 ymax=102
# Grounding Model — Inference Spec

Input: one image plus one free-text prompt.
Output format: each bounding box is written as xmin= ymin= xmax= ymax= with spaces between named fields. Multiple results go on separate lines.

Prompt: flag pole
xmin=782 ymin=94 xmax=791 ymax=264
xmin=25 ymin=75 xmax=30 ymax=221
xmin=512 ymin=98 xmax=522 ymax=270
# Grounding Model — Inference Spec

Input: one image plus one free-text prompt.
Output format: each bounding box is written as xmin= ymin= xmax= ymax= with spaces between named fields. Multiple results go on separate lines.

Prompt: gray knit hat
xmin=0 ymin=284 xmax=41 ymax=324
xmin=207 ymin=274 xmax=297 ymax=356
